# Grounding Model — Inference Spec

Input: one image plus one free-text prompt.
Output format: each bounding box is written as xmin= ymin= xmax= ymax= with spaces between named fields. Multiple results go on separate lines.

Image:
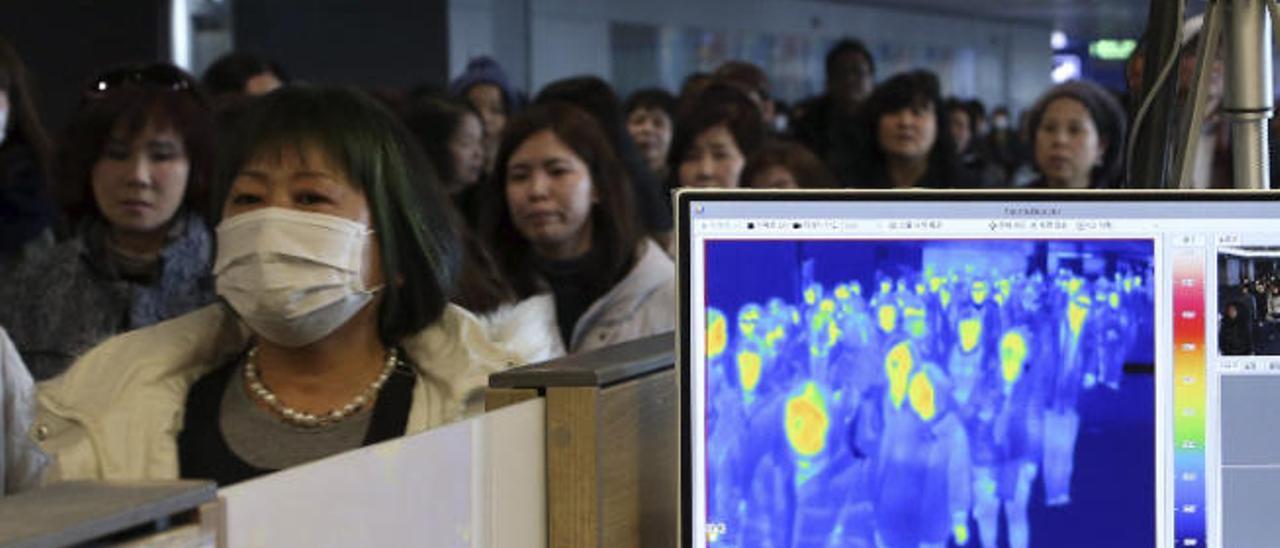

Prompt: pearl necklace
xmin=243 ymin=346 xmax=401 ymax=428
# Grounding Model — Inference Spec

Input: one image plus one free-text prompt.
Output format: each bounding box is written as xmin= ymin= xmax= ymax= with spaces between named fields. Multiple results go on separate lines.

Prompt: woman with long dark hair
xmin=401 ymin=93 xmax=520 ymax=315
xmin=402 ymin=94 xmax=488 ymax=226
xmin=482 ymin=103 xmax=674 ymax=353
xmin=535 ymin=76 xmax=673 ymax=242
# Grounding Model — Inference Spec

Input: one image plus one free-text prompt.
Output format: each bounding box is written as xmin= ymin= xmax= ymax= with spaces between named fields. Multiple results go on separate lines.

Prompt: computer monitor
xmin=678 ymin=190 xmax=1280 ymax=548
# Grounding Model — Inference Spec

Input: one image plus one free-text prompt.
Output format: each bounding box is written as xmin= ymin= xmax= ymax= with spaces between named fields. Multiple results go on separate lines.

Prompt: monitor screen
xmin=678 ymin=190 xmax=1280 ymax=548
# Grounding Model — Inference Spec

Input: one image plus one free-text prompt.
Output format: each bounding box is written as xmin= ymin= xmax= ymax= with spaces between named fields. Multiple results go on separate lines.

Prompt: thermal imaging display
xmin=681 ymin=194 xmax=1280 ymax=548
xmin=698 ymin=239 xmax=1155 ymax=548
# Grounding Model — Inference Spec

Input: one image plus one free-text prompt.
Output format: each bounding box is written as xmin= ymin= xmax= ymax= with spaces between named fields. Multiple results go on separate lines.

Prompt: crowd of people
xmin=1220 ymin=271 xmax=1280 ymax=356
xmin=0 ymin=23 xmax=1184 ymax=495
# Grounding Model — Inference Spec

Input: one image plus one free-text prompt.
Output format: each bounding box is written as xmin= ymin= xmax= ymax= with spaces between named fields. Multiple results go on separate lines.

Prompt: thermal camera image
xmin=702 ymin=240 xmax=1155 ymax=548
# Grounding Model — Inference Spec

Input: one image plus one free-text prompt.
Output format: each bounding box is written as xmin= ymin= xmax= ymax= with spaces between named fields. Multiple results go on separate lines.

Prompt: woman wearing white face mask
xmin=30 ymin=86 xmax=558 ymax=485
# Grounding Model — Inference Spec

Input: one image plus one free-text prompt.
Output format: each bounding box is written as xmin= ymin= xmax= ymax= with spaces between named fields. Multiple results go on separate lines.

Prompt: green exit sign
xmin=1090 ymin=39 xmax=1138 ymax=61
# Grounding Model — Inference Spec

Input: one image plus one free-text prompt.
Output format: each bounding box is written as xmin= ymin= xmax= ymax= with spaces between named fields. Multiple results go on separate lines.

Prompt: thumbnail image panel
xmin=1217 ymin=247 xmax=1280 ymax=356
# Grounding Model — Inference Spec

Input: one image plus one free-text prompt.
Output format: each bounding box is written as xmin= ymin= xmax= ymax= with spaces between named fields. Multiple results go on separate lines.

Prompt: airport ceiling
xmin=829 ymin=0 xmax=1209 ymax=40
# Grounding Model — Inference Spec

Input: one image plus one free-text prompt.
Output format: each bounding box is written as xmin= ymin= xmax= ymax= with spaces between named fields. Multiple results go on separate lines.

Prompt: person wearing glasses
xmin=0 ymin=63 xmax=216 ymax=380
xmin=30 ymin=86 xmax=553 ymax=485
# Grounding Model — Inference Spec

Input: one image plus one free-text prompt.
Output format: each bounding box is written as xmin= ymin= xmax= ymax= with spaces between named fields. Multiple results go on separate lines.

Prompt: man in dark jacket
xmin=790 ymin=38 xmax=876 ymax=185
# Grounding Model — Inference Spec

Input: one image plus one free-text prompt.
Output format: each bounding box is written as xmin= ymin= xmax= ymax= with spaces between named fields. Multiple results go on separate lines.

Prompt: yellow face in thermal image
xmin=785 ymin=382 xmax=830 ymax=457
xmin=736 ymin=350 xmax=763 ymax=394
xmin=959 ymin=317 xmax=983 ymax=353
xmin=885 ymin=342 xmax=914 ymax=409
xmin=738 ymin=304 xmax=762 ymax=337
xmin=707 ymin=308 xmax=727 ymax=359
xmin=908 ymin=371 xmax=937 ymax=422
xmin=878 ymin=305 xmax=898 ymax=333
xmin=1000 ymin=330 xmax=1028 ymax=385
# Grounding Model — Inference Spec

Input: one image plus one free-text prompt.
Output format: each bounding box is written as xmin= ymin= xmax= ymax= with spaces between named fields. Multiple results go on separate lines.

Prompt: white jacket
xmin=2 ymin=327 xmax=45 ymax=494
xmin=31 ymin=299 xmax=560 ymax=482
xmin=569 ymin=239 xmax=676 ymax=353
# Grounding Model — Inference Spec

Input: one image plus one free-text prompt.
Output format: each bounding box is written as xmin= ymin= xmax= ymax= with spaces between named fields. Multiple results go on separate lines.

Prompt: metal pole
xmin=1131 ymin=0 xmax=1185 ymax=188
xmin=1175 ymin=1 xmax=1225 ymax=189
xmin=1224 ymin=0 xmax=1274 ymax=189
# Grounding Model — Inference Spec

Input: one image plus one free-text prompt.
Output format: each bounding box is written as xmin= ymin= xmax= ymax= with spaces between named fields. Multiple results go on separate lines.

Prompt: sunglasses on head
xmin=84 ymin=64 xmax=195 ymax=99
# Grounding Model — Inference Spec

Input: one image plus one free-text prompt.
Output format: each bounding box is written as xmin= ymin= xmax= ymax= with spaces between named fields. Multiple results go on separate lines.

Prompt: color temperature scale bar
xmin=1172 ymin=247 xmax=1207 ymax=547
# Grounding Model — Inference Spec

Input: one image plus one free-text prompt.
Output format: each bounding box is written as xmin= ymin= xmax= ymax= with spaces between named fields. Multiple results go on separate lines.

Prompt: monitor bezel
xmin=675 ymin=188 xmax=1280 ymax=548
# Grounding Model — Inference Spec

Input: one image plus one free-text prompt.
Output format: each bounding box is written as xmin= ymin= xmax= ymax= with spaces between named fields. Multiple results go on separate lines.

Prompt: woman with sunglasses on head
xmin=0 ymin=35 xmax=56 ymax=270
xmin=482 ymin=103 xmax=675 ymax=354
xmin=0 ymin=63 xmax=216 ymax=381
xmin=31 ymin=86 xmax=552 ymax=485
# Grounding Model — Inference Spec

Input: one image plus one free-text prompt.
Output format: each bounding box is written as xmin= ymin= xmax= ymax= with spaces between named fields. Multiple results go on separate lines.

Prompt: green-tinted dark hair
xmin=210 ymin=86 xmax=462 ymax=344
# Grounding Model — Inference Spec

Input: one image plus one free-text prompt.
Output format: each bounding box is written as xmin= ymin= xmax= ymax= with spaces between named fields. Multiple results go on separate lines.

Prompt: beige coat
xmin=31 ymin=299 xmax=560 ymax=482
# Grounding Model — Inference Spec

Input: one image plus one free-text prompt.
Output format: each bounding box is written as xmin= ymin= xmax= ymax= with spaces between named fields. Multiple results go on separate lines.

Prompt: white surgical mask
xmin=214 ymin=207 xmax=380 ymax=347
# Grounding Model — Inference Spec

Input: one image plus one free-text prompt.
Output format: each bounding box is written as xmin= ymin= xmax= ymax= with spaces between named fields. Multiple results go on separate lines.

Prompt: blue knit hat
xmin=449 ymin=56 xmax=517 ymax=112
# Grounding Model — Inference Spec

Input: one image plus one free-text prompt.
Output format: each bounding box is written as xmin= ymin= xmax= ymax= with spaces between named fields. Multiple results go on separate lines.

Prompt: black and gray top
xmin=535 ymin=244 xmax=613 ymax=348
xmin=178 ymin=351 xmax=417 ymax=487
